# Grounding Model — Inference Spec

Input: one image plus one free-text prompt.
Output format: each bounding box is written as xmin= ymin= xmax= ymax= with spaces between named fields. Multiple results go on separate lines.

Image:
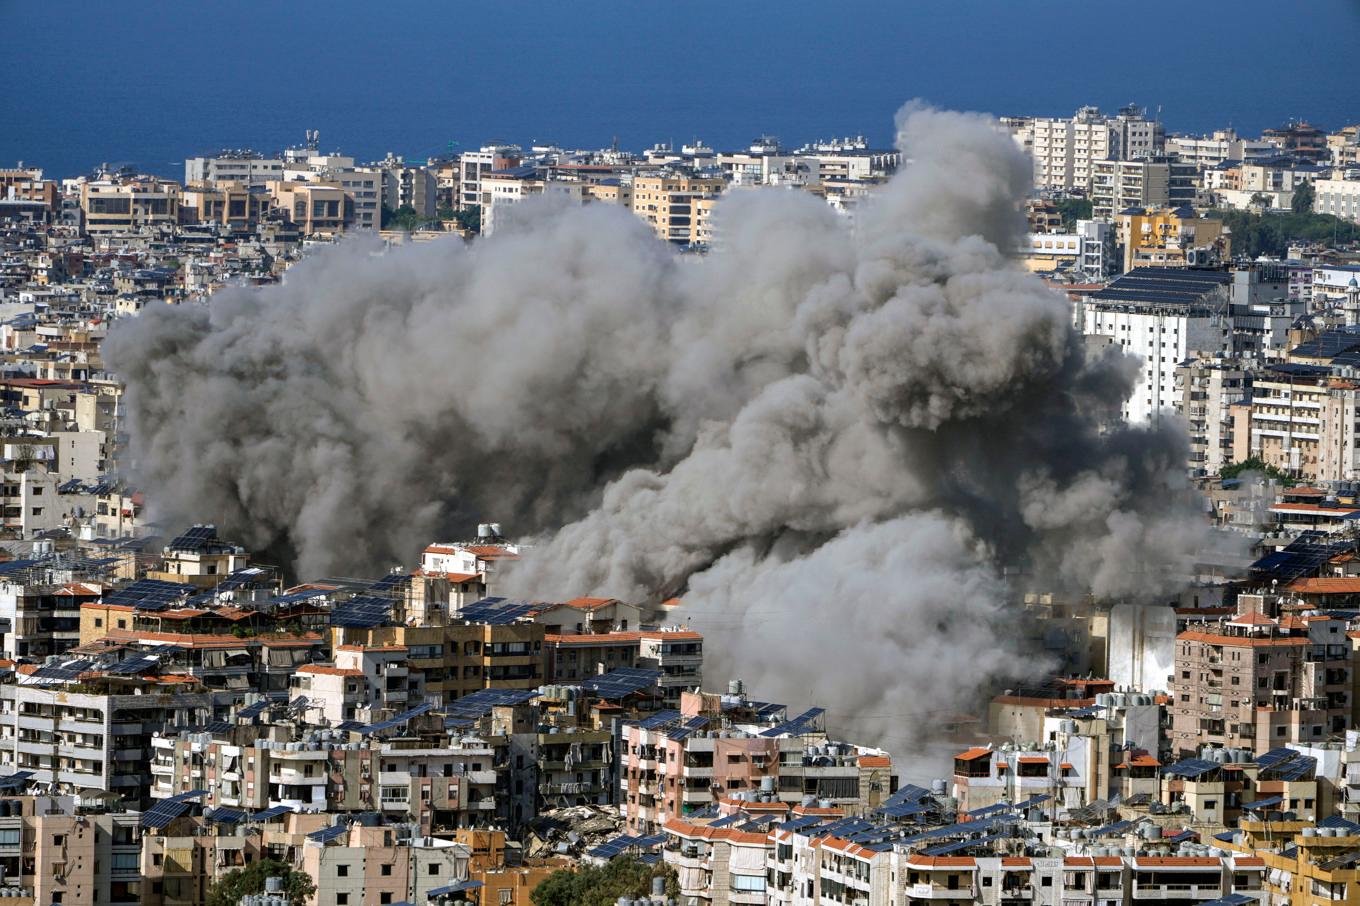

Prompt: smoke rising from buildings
xmin=106 ymin=104 xmax=1207 ymax=749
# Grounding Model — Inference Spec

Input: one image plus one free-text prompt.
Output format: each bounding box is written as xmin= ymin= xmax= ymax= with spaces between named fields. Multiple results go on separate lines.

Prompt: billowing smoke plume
xmin=107 ymin=104 xmax=1207 ymax=748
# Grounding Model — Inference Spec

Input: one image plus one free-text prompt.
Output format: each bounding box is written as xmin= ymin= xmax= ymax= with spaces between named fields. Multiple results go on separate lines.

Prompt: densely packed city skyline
xmin=4 ymin=17 xmax=1360 ymax=903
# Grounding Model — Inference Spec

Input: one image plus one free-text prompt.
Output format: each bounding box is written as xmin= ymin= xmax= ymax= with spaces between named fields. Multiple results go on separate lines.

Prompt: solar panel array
xmin=581 ymin=667 xmax=661 ymax=699
xmin=921 ymin=832 xmax=1006 ymax=857
xmin=0 ymin=771 xmax=33 ymax=791
xmin=105 ymin=578 xmax=196 ymax=611
xmin=167 ymin=525 xmax=229 ymax=553
xmin=667 ymin=716 xmax=710 ymax=741
xmin=250 ymin=805 xmax=294 ymax=822
xmin=140 ymin=790 xmax=208 ymax=828
xmin=587 ymin=832 xmax=666 ymax=859
xmin=238 ymin=699 xmax=271 ymax=719
xmin=307 ymin=824 xmax=349 ymax=844
xmin=637 ymin=710 xmax=682 ymax=729
xmin=1250 ymin=531 xmax=1355 ymax=583
xmin=760 ymin=707 xmax=826 ymax=738
xmin=459 ymin=597 xmax=538 ymax=625
xmin=29 ymin=658 xmax=95 ymax=681
xmin=106 ymin=652 xmax=160 ymax=676
xmin=360 ymin=702 xmax=434 ymax=735
xmin=1163 ymin=758 xmax=1219 ymax=779
xmin=330 ymin=594 xmax=396 ymax=628
xmin=272 ymin=588 xmax=331 ymax=606
xmin=444 ymin=688 xmax=539 ymax=721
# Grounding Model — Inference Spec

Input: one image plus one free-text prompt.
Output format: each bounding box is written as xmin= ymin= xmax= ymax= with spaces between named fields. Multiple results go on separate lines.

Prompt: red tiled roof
xmin=955 ymin=748 xmax=991 ymax=761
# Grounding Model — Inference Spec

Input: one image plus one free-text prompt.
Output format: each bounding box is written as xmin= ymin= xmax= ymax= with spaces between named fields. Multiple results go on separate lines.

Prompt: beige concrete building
xmin=1170 ymin=595 xmax=1351 ymax=757
xmin=267 ymin=181 xmax=352 ymax=235
xmin=632 ymin=174 xmax=724 ymax=246
xmin=80 ymin=177 xmax=181 ymax=235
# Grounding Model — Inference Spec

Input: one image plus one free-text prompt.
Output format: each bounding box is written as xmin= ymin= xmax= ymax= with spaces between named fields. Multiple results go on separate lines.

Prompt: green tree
xmin=1219 ymin=456 xmax=1294 ymax=485
xmin=1054 ymin=197 xmax=1093 ymax=230
xmin=1292 ymin=181 xmax=1315 ymax=214
xmin=382 ymin=204 xmax=422 ymax=232
xmin=531 ymin=859 xmax=676 ymax=906
xmin=206 ymin=860 xmax=316 ymax=906
xmin=1207 ymin=207 xmax=1358 ymax=259
xmin=453 ymin=206 xmax=481 ymax=234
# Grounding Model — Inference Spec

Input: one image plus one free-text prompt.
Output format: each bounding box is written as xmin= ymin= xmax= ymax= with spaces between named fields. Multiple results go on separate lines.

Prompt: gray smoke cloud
xmin=106 ymin=104 xmax=1208 ymax=750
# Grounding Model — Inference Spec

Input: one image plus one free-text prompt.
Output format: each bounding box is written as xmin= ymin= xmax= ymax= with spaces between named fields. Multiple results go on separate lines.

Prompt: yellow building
xmin=1218 ymin=817 xmax=1360 ymax=904
xmin=631 ymin=174 xmax=724 ymax=246
xmin=1115 ymin=206 xmax=1230 ymax=272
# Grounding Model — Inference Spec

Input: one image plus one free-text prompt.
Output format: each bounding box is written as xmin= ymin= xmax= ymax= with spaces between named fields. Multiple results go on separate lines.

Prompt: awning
xmin=429 ymin=880 xmax=484 ymax=896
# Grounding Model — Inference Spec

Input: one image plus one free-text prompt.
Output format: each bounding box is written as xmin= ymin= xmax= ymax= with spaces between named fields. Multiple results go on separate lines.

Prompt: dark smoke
xmin=106 ymin=105 xmax=1208 ymax=747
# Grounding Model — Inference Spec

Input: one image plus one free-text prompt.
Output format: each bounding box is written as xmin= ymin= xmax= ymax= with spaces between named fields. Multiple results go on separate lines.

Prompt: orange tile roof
xmin=298 ymin=665 xmax=364 ymax=677
xmin=1233 ymin=856 xmax=1265 ymax=867
xmin=1116 ymin=754 xmax=1161 ymax=768
xmin=858 ymin=755 xmax=891 ymax=768
xmin=955 ymin=748 xmax=992 ymax=761
xmin=1001 ymin=857 xmax=1032 ymax=867
xmin=563 ymin=597 xmax=621 ymax=610
xmin=1178 ymin=630 xmax=1307 ymax=648
xmin=1017 ymin=756 xmax=1050 ymax=765
xmin=1288 ymin=577 xmax=1360 ymax=594
xmin=1227 ymin=611 xmax=1278 ymax=627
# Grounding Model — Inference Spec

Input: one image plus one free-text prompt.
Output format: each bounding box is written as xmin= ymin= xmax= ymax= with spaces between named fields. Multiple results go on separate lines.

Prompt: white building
xmin=1314 ymin=174 xmax=1360 ymax=223
xmin=184 ymin=152 xmax=284 ymax=188
xmin=1080 ymin=269 xmax=1230 ymax=423
xmin=1028 ymin=105 xmax=1162 ymax=191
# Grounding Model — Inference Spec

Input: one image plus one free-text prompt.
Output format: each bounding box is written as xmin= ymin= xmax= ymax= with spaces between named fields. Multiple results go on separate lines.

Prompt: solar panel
xmin=921 ymin=832 xmax=1006 ymax=856
xmin=331 ymin=594 xmax=395 ymax=628
xmin=370 ymin=573 xmax=411 ymax=593
xmin=634 ymin=833 xmax=666 ymax=848
xmin=141 ymin=800 xmax=192 ymax=828
xmin=1093 ymin=819 xmax=1135 ymax=837
xmin=885 ymin=784 xmax=933 ymax=806
xmin=238 ymin=699 xmax=270 ymax=719
xmin=336 ymin=720 xmax=365 ymax=731
xmin=637 ymin=710 xmax=682 ymax=729
xmin=709 ymin=814 xmax=745 ymax=828
xmin=307 ymin=824 xmax=349 ymax=844
xmin=0 ymin=770 xmax=33 ymax=791
xmin=779 ymin=815 xmax=829 ymax=832
xmin=29 ymin=658 xmax=95 ymax=681
xmin=250 ymin=805 xmax=294 ymax=822
xmin=459 ymin=598 xmax=538 ymax=625
xmin=105 ymin=578 xmax=196 ymax=610
xmin=106 ymin=654 xmax=159 ymax=676
xmin=581 ymin=667 xmax=661 ymax=699
xmin=667 ymin=716 xmax=709 ymax=741
xmin=443 ymin=688 xmax=539 ymax=720
xmin=1321 ymin=815 xmax=1360 ymax=833
xmin=360 ymin=702 xmax=434 ymax=735
xmin=429 ymin=881 xmax=484 ymax=896
xmin=1164 ymin=758 xmax=1219 ymax=778
xmin=880 ymin=801 xmax=929 ymax=819
xmin=1256 ymin=747 xmax=1294 ymax=768
xmin=760 ymin=707 xmax=826 ymax=738
xmin=204 ymin=720 xmax=232 ymax=734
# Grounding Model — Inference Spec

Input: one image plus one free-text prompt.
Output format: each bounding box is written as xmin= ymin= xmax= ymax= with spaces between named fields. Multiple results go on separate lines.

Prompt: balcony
xmin=909 ymin=883 xmax=975 ymax=899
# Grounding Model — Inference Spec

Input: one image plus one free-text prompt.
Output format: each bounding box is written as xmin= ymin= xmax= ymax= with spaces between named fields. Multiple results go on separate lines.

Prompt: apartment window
xmin=31 ymin=508 xmax=41 ymax=517
xmin=1204 ymin=800 xmax=1217 ymax=810
xmin=53 ymin=835 xmax=65 ymax=846
xmin=31 ymin=487 xmax=41 ymax=496
xmin=429 ymin=864 xmax=440 ymax=875
xmin=337 ymin=865 xmax=348 ymax=877
xmin=337 ymin=896 xmax=348 ymax=906
xmin=94 ymin=618 xmax=103 ymax=628
xmin=381 ymin=895 xmax=393 ymax=905
xmin=382 ymin=864 xmax=392 ymax=876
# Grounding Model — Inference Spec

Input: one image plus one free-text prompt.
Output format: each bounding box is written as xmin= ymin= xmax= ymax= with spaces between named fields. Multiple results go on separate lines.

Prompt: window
xmin=381 ymin=895 xmax=392 ymax=905
xmin=382 ymin=864 xmax=392 ymax=876
xmin=1204 ymin=800 xmax=1217 ymax=810
xmin=94 ymin=618 xmax=103 ymax=628
xmin=337 ymin=865 xmax=348 ymax=877
xmin=429 ymin=864 xmax=440 ymax=875
xmin=337 ymin=895 xmax=349 ymax=906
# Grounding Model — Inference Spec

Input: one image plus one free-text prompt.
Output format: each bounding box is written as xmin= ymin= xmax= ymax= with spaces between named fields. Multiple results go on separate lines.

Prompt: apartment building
xmin=1167 ymin=129 xmax=1278 ymax=169
xmin=544 ymin=628 xmax=702 ymax=706
xmin=302 ymin=823 xmax=471 ymax=906
xmin=79 ymin=178 xmax=182 ymax=235
xmin=632 ymin=175 xmax=725 ymax=246
xmin=1091 ymin=157 xmax=1197 ymax=221
xmin=1029 ymin=106 xmax=1162 ymax=191
xmin=184 ymin=152 xmax=284 ymax=188
xmin=180 ymin=182 xmax=270 ymax=231
xmin=1314 ymin=175 xmax=1360 ymax=224
xmin=620 ymin=691 xmax=892 ymax=833
xmin=378 ymin=154 xmax=439 ymax=218
xmin=1020 ymin=220 xmax=1115 ymax=279
xmin=1244 ymin=361 xmax=1360 ymax=482
xmin=459 ymin=146 xmax=522 ymax=211
xmin=1080 ymin=269 xmax=1230 ymax=423
xmin=1174 ymin=356 xmax=1250 ymax=476
xmin=1114 ymin=207 xmax=1230 ymax=273
xmin=1170 ymin=594 xmax=1351 ymax=757
xmin=267 ymin=181 xmax=352 ymax=236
